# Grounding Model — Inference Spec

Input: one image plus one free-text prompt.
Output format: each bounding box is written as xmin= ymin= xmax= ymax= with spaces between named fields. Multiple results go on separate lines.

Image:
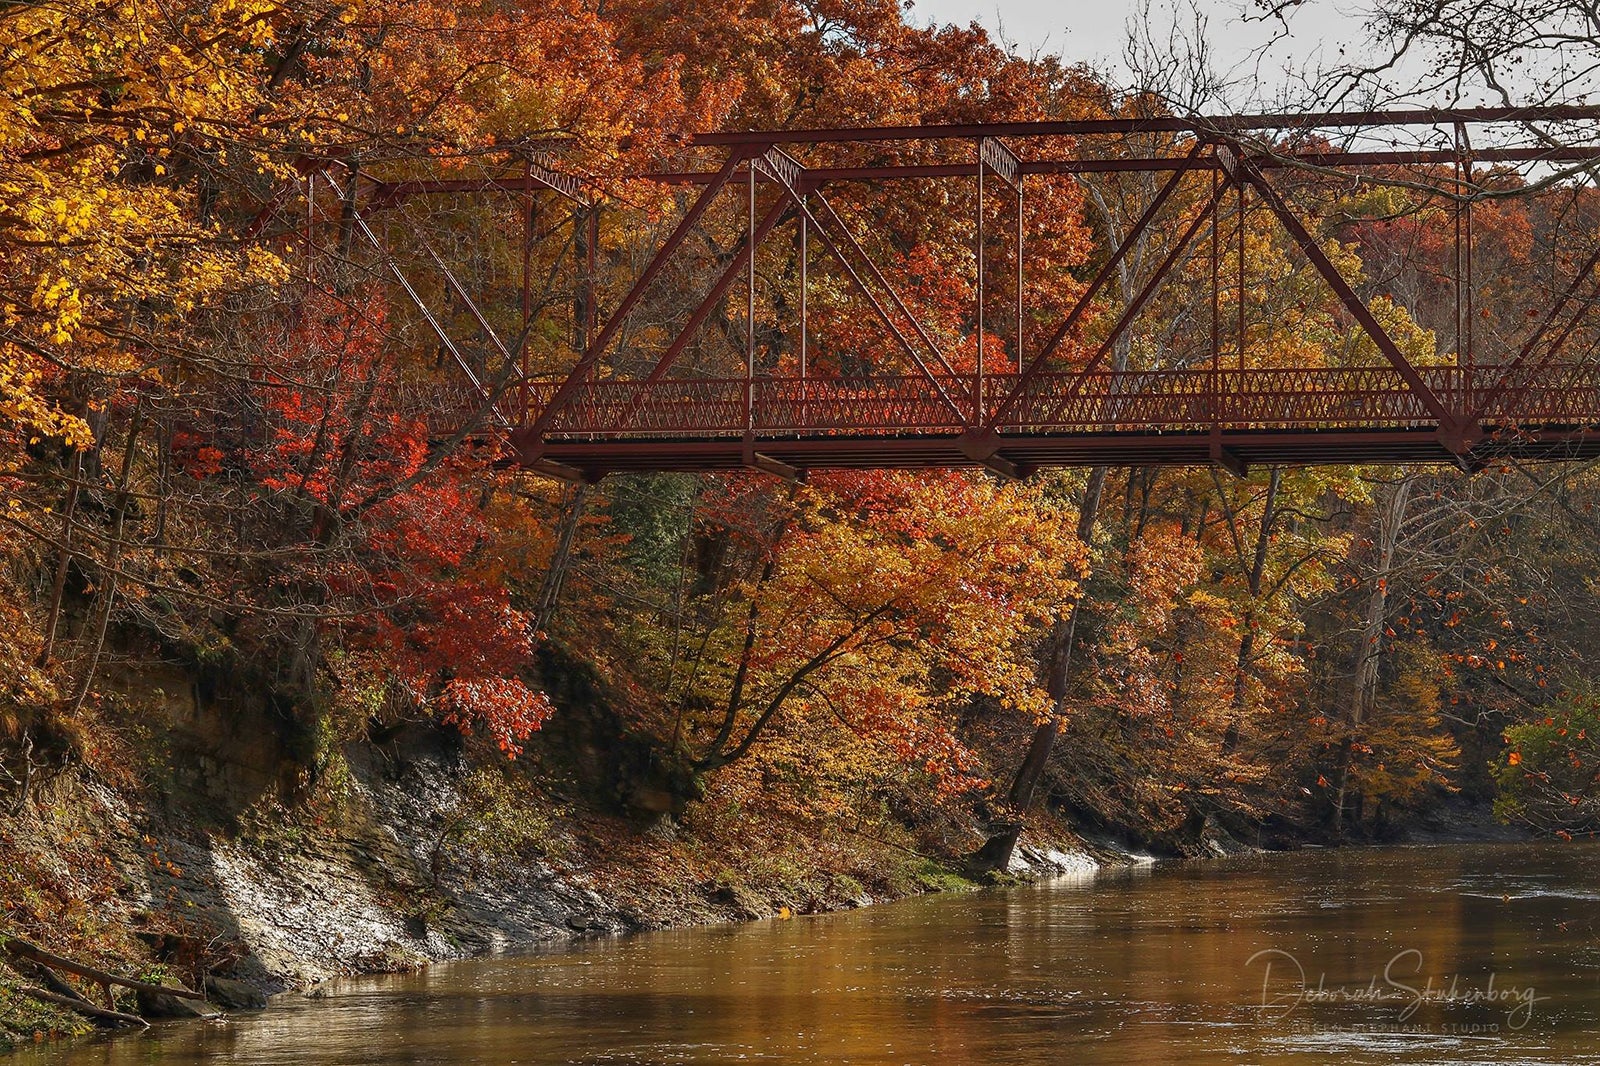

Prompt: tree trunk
xmin=1333 ymin=474 xmax=1413 ymax=832
xmin=973 ymin=466 xmax=1107 ymax=870
xmin=68 ymin=401 xmax=144 ymax=715
xmin=36 ymin=451 xmax=84 ymax=667
xmin=1223 ymin=466 xmax=1281 ymax=754
xmin=534 ymin=482 xmax=592 ymax=638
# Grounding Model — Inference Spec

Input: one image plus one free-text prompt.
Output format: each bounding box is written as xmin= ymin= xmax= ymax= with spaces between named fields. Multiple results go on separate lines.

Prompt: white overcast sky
xmin=904 ymin=0 xmax=1384 ymax=107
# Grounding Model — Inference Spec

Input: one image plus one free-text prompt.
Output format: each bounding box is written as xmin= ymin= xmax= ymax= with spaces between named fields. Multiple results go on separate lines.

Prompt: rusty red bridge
xmin=344 ymin=106 xmax=1600 ymax=480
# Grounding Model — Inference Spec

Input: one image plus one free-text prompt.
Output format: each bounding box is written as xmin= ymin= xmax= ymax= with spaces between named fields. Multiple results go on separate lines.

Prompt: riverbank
xmin=0 ymin=641 xmax=1528 ymax=1053
xmin=16 ymin=841 xmax=1595 ymax=1065
xmin=0 ymin=717 xmax=1122 ymax=1052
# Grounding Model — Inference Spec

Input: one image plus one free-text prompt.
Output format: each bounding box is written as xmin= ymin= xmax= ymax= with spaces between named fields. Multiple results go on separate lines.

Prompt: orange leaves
xmin=351 ymin=0 xmax=691 ymax=167
xmin=696 ymin=468 xmax=1084 ymax=793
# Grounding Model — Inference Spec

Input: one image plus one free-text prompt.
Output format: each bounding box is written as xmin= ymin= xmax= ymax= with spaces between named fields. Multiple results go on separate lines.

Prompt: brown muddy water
xmin=17 ymin=842 xmax=1600 ymax=1064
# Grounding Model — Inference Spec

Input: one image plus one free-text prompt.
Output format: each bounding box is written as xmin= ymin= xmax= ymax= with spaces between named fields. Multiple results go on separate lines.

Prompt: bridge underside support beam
xmin=529 ymin=426 xmax=1600 ymax=479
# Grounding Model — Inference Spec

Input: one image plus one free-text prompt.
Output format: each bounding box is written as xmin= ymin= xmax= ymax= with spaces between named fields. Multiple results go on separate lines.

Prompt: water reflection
xmin=19 ymin=843 xmax=1600 ymax=1065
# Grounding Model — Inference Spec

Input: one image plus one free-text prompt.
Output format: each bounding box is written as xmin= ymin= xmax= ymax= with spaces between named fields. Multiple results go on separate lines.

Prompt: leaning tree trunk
xmin=973 ymin=466 xmax=1107 ymax=870
xmin=1333 ymin=473 xmax=1413 ymax=833
xmin=534 ymin=482 xmax=592 ymax=638
xmin=68 ymin=400 xmax=145 ymax=715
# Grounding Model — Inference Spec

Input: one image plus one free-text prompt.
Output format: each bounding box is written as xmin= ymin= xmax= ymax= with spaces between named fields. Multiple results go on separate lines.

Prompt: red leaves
xmin=437 ymin=679 xmax=554 ymax=757
xmin=214 ymin=289 xmax=556 ymax=755
xmin=171 ymin=432 xmax=225 ymax=477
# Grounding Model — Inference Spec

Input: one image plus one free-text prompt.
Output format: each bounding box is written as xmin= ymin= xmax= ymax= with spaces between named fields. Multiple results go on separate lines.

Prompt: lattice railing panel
xmin=426 ymin=364 xmax=1600 ymax=445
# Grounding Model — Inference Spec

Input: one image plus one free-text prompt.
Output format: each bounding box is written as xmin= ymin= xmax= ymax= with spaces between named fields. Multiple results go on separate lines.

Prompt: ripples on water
xmin=17 ymin=842 xmax=1600 ymax=1065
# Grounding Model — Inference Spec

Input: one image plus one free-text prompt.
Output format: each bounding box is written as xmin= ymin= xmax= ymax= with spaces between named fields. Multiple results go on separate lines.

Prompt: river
xmin=18 ymin=842 xmax=1600 ymax=1064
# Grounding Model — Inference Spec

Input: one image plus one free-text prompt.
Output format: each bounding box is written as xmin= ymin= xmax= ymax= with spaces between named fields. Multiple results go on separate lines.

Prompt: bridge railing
xmin=426 ymin=363 xmax=1600 ymax=440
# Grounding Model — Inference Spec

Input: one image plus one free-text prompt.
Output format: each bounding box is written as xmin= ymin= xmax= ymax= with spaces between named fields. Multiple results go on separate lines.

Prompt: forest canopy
xmin=5 ymin=0 xmax=1600 ymax=867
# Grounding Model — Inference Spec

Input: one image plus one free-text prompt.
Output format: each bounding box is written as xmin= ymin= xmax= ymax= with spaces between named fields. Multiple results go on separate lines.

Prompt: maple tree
xmin=173 ymin=290 xmax=556 ymax=754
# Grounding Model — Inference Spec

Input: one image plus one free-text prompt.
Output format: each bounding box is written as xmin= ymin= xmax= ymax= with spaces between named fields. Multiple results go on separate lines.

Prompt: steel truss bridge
xmin=331 ymin=105 xmax=1600 ymax=481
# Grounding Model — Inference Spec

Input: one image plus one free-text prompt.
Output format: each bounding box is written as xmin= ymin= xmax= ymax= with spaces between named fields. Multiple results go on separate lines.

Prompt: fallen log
xmin=3 ymin=939 xmax=207 ymax=1002
xmin=15 ymin=959 xmax=95 ymax=1007
xmin=16 ymin=985 xmax=149 ymax=1029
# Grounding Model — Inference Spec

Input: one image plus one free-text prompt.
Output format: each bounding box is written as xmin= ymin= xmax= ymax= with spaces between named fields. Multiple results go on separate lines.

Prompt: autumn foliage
xmin=5 ymin=0 xmax=1600 ymax=860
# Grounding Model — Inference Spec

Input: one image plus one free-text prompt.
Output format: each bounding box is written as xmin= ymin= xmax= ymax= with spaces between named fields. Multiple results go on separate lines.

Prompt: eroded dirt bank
xmin=0 ymin=709 xmax=1115 ymax=1050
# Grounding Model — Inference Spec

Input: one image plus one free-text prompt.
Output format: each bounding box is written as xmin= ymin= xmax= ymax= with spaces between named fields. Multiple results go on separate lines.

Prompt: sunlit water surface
xmin=19 ymin=842 xmax=1600 ymax=1065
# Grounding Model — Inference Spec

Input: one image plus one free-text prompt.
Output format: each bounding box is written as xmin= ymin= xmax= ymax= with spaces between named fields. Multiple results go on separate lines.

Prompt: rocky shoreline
xmin=3 ymin=668 xmax=1520 ymax=1052
xmin=0 ymin=727 xmax=1134 ymax=1051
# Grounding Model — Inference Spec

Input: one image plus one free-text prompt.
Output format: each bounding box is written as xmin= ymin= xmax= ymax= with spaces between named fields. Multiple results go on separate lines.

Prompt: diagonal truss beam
xmin=806 ymin=192 xmax=968 ymax=405
xmin=1225 ymin=150 xmax=1464 ymax=444
xmin=755 ymin=149 xmax=968 ymax=422
xmin=986 ymin=142 xmax=1204 ymax=432
xmin=1469 ymin=243 xmax=1600 ymax=423
xmin=513 ymin=148 xmax=750 ymax=453
xmin=329 ymin=173 xmax=517 ymax=431
xmin=1030 ymin=175 xmax=1229 ymax=428
xmin=610 ymin=195 xmax=792 ymax=429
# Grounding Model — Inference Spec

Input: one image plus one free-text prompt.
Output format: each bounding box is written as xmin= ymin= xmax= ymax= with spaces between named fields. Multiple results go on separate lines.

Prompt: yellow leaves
xmin=0 ymin=1 xmax=301 ymax=457
xmin=757 ymin=470 xmax=1084 ymax=733
xmin=29 ymin=274 xmax=85 ymax=346
xmin=1348 ymin=294 xmax=1440 ymax=368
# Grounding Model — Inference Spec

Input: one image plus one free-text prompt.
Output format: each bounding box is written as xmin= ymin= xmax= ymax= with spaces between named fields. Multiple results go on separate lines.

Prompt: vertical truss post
xmin=520 ymin=161 xmax=535 ymax=422
xmin=747 ymin=159 xmax=757 ymax=433
xmin=800 ymin=193 xmax=808 ymax=432
xmin=521 ymin=161 xmax=534 ymax=332
xmin=1016 ymin=173 xmax=1024 ymax=379
xmin=1209 ymin=164 xmax=1243 ymax=475
xmin=1237 ymin=176 xmax=1246 ymax=371
xmin=970 ymin=136 xmax=1021 ymax=441
xmin=1457 ymin=121 xmax=1476 ymax=405
xmin=303 ymin=173 xmax=316 ymax=286
xmin=1210 ymin=166 xmax=1221 ymax=429
xmin=974 ymin=136 xmax=1023 ymax=423
xmin=585 ymin=206 xmax=599 ymax=346
xmin=1453 ymin=131 xmax=1465 ymax=377
xmin=975 ymin=138 xmax=985 ymax=424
